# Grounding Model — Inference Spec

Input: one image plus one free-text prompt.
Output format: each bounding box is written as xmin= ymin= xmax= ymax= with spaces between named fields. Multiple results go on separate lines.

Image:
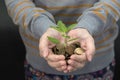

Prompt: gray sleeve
xmin=76 ymin=0 xmax=120 ymax=36
xmin=4 ymin=0 xmax=56 ymax=38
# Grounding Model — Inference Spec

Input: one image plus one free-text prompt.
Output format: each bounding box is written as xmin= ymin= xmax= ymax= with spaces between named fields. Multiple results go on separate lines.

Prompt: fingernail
xmin=41 ymin=50 xmax=48 ymax=58
xmin=63 ymin=70 xmax=68 ymax=73
xmin=43 ymin=53 xmax=47 ymax=58
xmin=88 ymin=56 xmax=92 ymax=62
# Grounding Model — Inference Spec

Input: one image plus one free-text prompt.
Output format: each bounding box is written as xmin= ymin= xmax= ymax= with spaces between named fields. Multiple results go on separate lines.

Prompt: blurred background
xmin=0 ymin=0 xmax=25 ymax=80
xmin=0 ymin=0 xmax=120 ymax=80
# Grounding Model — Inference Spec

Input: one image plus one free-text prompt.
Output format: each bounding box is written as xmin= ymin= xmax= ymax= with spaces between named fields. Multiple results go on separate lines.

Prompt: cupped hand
xmin=67 ymin=28 xmax=95 ymax=72
xmin=45 ymin=50 xmax=67 ymax=72
xmin=39 ymin=28 xmax=67 ymax=72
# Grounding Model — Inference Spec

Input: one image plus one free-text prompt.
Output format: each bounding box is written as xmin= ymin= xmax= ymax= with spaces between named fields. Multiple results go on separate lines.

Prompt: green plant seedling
xmin=47 ymin=20 xmax=84 ymax=60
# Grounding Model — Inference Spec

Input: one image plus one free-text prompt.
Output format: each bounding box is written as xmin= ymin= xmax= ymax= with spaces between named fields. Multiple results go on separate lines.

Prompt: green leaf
xmin=57 ymin=20 xmax=67 ymax=33
xmin=50 ymin=26 xmax=63 ymax=32
xmin=67 ymin=24 xmax=77 ymax=32
xmin=47 ymin=36 xmax=60 ymax=44
xmin=68 ymin=37 xmax=78 ymax=42
xmin=62 ymin=35 xmax=70 ymax=39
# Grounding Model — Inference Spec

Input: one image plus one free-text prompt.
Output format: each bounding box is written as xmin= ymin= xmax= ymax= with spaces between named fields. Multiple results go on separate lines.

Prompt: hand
xmin=39 ymin=28 xmax=67 ymax=72
xmin=67 ymin=28 xmax=95 ymax=72
xmin=67 ymin=53 xmax=87 ymax=72
xmin=45 ymin=51 xmax=67 ymax=72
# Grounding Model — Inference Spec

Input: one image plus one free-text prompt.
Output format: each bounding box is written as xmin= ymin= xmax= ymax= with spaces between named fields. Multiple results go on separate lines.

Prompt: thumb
xmin=80 ymin=41 xmax=94 ymax=62
xmin=86 ymin=51 xmax=93 ymax=62
xmin=81 ymin=42 xmax=95 ymax=62
xmin=82 ymin=37 xmax=95 ymax=62
xmin=40 ymin=47 xmax=49 ymax=58
xmin=39 ymin=37 xmax=49 ymax=58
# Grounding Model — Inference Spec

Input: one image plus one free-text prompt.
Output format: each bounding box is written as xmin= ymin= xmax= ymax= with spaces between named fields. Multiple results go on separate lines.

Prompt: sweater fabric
xmin=5 ymin=0 xmax=120 ymax=75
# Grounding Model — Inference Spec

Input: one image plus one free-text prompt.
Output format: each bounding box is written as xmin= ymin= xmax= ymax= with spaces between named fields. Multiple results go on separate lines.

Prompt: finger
xmin=70 ymin=54 xmax=87 ymax=63
xmin=67 ymin=58 xmax=86 ymax=69
xmin=47 ymin=60 xmax=66 ymax=69
xmin=63 ymin=70 xmax=69 ymax=73
xmin=81 ymin=38 xmax=95 ymax=61
xmin=39 ymin=36 xmax=49 ymax=58
xmin=67 ymin=65 xmax=76 ymax=72
xmin=86 ymin=38 xmax=95 ymax=61
xmin=56 ymin=65 xmax=68 ymax=72
xmin=56 ymin=67 xmax=63 ymax=72
xmin=46 ymin=54 xmax=65 ymax=62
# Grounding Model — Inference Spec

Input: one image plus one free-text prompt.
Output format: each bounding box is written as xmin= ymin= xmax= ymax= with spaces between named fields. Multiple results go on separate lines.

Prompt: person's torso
xmin=19 ymin=0 xmax=118 ymax=75
xmin=34 ymin=0 xmax=98 ymax=25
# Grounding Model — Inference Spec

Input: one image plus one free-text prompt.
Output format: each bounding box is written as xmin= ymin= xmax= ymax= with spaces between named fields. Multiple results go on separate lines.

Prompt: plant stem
xmin=63 ymin=32 xmax=68 ymax=48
